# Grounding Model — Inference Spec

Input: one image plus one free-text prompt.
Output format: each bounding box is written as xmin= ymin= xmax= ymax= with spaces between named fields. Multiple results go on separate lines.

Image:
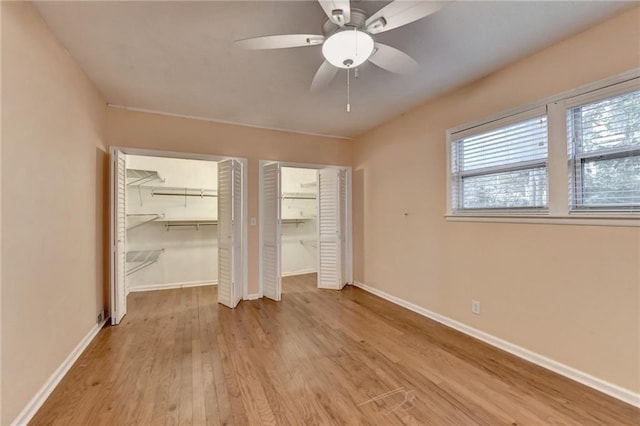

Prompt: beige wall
xmin=1 ymin=2 xmax=108 ymax=423
xmin=353 ymin=7 xmax=640 ymax=393
xmin=106 ymin=107 xmax=352 ymax=296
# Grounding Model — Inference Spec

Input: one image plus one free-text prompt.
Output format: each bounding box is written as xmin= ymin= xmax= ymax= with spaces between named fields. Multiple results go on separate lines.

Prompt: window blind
xmin=567 ymin=89 xmax=640 ymax=212
xmin=451 ymin=115 xmax=549 ymax=212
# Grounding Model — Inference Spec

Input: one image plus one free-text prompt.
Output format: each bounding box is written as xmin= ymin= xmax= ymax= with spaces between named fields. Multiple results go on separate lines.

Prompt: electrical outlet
xmin=472 ymin=300 xmax=481 ymax=315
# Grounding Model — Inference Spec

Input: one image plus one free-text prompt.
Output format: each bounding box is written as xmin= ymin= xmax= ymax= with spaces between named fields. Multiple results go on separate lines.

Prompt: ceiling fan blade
xmin=368 ymin=43 xmax=418 ymax=75
xmin=235 ymin=34 xmax=324 ymax=50
xmin=318 ymin=0 xmax=351 ymax=26
xmin=311 ymin=61 xmax=339 ymax=92
xmin=365 ymin=1 xmax=449 ymax=34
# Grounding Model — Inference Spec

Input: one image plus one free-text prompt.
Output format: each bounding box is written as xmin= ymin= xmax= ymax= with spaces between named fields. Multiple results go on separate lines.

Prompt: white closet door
xmin=218 ymin=159 xmax=242 ymax=308
xmin=262 ymin=163 xmax=281 ymax=301
xmin=339 ymin=168 xmax=349 ymax=288
xmin=110 ymin=148 xmax=127 ymax=325
xmin=318 ymin=168 xmax=342 ymax=289
xmin=232 ymin=160 xmax=243 ymax=306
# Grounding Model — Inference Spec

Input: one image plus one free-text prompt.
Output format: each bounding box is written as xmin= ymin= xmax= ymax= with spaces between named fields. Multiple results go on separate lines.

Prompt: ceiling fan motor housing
xmin=321 ymin=8 xmax=369 ymax=37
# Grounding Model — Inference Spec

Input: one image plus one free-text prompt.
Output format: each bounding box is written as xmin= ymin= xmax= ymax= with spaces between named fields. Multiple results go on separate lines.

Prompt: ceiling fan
xmin=235 ymin=1 xmax=448 ymax=96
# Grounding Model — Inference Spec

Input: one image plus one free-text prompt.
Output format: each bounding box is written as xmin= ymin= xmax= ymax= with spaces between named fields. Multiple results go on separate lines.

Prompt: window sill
xmin=445 ymin=214 xmax=640 ymax=227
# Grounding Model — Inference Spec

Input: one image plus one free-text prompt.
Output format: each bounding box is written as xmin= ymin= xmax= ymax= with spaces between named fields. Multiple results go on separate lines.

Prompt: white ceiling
xmin=35 ymin=1 xmax=632 ymax=138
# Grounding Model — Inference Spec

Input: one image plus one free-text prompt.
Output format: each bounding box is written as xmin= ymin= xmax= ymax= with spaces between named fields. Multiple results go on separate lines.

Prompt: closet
xmin=125 ymin=154 xmax=218 ymax=292
xmin=260 ymin=162 xmax=352 ymax=301
xmin=281 ymin=167 xmax=318 ymax=277
xmin=110 ymin=149 xmax=245 ymax=325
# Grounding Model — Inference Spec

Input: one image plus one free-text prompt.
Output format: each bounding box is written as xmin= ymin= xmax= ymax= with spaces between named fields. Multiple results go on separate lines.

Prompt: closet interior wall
xmin=281 ymin=167 xmax=318 ymax=277
xmin=126 ymin=155 xmax=218 ymax=290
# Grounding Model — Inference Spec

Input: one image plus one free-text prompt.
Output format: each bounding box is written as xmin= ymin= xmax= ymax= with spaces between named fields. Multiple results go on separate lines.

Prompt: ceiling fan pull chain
xmin=346 ymin=27 xmax=359 ymax=113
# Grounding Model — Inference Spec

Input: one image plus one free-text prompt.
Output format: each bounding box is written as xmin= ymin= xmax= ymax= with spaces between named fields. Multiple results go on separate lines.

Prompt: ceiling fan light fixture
xmin=322 ymin=29 xmax=374 ymax=69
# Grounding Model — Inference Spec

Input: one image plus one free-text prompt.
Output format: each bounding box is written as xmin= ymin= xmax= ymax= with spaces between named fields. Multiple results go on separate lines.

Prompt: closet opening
xmin=259 ymin=161 xmax=352 ymax=301
xmin=110 ymin=148 xmax=246 ymax=325
xmin=281 ymin=167 xmax=319 ymax=288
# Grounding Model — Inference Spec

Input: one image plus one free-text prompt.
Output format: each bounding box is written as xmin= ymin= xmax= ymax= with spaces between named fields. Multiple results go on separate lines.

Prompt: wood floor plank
xmin=165 ymin=289 xmax=187 ymax=426
xmin=195 ymin=286 xmax=223 ymax=426
xmin=143 ymin=289 xmax=180 ymax=425
xmin=30 ymin=274 xmax=640 ymax=426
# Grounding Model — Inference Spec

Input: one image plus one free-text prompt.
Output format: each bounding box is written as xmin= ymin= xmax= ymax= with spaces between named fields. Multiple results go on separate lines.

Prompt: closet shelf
xmin=127 ymin=213 xmax=165 ymax=231
xmin=126 ymin=249 xmax=164 ymax=276
xmin=127 ymin=169 xmax=165 ymax=187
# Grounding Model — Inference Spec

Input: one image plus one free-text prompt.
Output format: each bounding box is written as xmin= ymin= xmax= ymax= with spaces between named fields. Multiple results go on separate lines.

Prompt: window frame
xmin=449 ymin=106 xmax=549 ymax=215
xmin=563 ymin=80 xmax=640 ymax=213
xmin=446 ymin=70 xmax=640 ymax=226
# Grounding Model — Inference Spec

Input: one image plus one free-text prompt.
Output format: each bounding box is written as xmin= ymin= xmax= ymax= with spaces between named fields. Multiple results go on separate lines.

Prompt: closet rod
xmin=152 ymin=193 xmax=217 ymax=197
xmin=281 ymin=219 xmax=308 ymax=225
xmin=165 ymin=222 xmax=217 ymax=231
xmin=282 ymin=196 xmax=316 ymax=200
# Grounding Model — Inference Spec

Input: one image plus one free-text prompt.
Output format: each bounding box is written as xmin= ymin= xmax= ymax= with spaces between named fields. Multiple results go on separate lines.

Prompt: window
xmin=450 ymin=112 xmax=548 ymax=212
xmin=447 ymin=73 xmax=640 ymax=223
xmin=567 ymin=89 xmax=640 ymax=212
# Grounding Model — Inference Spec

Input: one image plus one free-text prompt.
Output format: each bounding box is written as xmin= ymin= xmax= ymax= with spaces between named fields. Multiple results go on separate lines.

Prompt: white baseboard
xmin=351 ymin=281 xmax=640 ymax=408
xmin=281 ymin=268 xmax=316 ymax=278
xmin=128 ymin=280 xmax=217 ymax=292
xmin=245 ymin=293 xmax=261 ymax=301
xmin=11 ymin=318 xmax=109 ymax=426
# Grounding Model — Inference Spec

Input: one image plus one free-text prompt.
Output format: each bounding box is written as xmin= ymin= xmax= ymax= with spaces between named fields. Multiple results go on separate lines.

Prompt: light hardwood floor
xmin=31 ymin=274 xmax=639 ymax=425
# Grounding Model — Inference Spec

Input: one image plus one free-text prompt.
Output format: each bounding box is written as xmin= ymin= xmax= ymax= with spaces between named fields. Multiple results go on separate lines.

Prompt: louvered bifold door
xmin=339 ymin=169 xmax=349 ymax=288
xmin=231 ymin=160 xmax=243 ymax=306
xmin=110 ymin=148 xmax=127 ymax=325
xmin=218 ymin=159 xmax=235 ymax=308
xmin=262 ymin=163 xmax=281 ymax=301
xmin=318 ymin=168 xmax=342 ymax=289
